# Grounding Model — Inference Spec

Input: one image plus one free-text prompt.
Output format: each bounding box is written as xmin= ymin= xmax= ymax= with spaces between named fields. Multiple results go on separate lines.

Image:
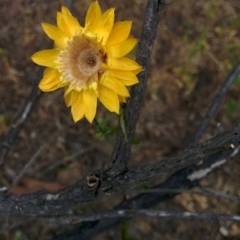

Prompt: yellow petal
xmin=31 ymin=49 xmax=60 ymax=68
xmin=132 ymin=68 xmax=143 ymax=75
xmin=107 ymin=37 xmax=137 ymax=58
xmin=85 ymin=1 xmax=102 ymax=32
xmin=82 ymin=89 xmax=97 ymax=123
xmin=106 ymin=21 xmax=132 ymax=47
xmin=71 ymin=91 xmax=85 ymax=122
xmin=57 ymin=12 xmax=72 ymax=37
xmin=108 ymin=70 xmax=139 ymax=86
xmin=43 ymin=67 xmax=52 ymax=76
xmin=64 ymin=87 xmax=77 ymax=106
xmin=107 ymin=57 xmax=142 ymax=71
xmin=57 ymin=80 xmax=69 ymax=88
xmin=101 ymin=72 xmax=130 ymax=97
xmin=61 ymin=6 xmax=81 ymax=35
xmin=98 ymin=83 xmax=119 ymax=113
xmin=118 ymin=95 xmax=126 ymax=103
xmin=39 ymin=68 xmax=61 ymax=92
xmin=64 ymin=89 xmax=73 ymax=107
xmin=42 ymin=23 xmax=68 ymax=49
xmin=95 ymin=8 xmax=114 ymax=44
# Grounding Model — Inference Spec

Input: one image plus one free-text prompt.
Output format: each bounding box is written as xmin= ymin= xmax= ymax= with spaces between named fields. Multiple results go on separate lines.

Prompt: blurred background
xmin=0 ymin=0 xmax=240 ymax=239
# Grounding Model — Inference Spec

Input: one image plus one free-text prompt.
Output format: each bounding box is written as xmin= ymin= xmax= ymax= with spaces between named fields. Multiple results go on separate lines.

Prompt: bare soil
xmin=0 ymin=0 xmax=240 ymax=239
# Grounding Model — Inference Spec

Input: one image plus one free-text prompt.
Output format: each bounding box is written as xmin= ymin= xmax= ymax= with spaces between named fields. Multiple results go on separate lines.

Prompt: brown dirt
xmin=0 ymin=0 xmax=240 ymax=239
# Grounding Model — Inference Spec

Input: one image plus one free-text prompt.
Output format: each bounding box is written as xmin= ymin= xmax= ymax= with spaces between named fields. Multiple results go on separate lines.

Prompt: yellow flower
xmin=31 ymin=1 xmax=142 ymax=123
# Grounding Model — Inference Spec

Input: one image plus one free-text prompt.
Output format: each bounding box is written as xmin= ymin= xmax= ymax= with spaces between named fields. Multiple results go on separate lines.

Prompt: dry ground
xmin=0 ymin=0 xmax=240 ymax=239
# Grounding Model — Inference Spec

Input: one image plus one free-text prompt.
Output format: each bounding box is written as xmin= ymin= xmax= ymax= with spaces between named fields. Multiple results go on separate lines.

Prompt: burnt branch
xmin=132 ymin=187 xmax=240 ymax=201
xmin=110 ymin=0 xmax=165 ymax=175
xmin=0 ymin=0 xmax=239 ymax=239
xmin=0 ymin=0 xmax=240 ymax=225
xmin=189 ymin=62 xmax=240 ymax=148
xmin=0 ymin=68 xmax=43 ymax=165
xmin=0 ymin=122 xmax=240 ymax=217
xmin=8 ymin=147 xmax=44 ymax=194
xmin=48 ymin=210 xmax=240 ymax=224
xmin=0 ymin=0 xmax=75 ymax=165
xmin=52 ymin=143 xmax=240 ymax=240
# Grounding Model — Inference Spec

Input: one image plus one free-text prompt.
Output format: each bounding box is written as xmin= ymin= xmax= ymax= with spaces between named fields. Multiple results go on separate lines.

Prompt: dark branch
xmin=8 ymin=147 xmax=44 ymax=194
xmin=66 ymin=0 xmax=74 ymax=9
xmin=48 ymin=210 xmax=240 ymax=224
xmin=1 ymin=1 xmax=239 ymax=239
xmin=0 ymin=68 xmax=43 ymax=165
xmin=133 ymin=187 xmax=240 ymax=201
xmin=52 ymin=143 xmax=240 ymax=240
xmin=0 ymin=0 xmax=75 ymax=165
xmin=189 ymin=62 xmax=240 ymax=148
xmin=0 ymin=121 xmax=240 ymax=217
xmin=110 ymin=0 xmax=165 ymax=175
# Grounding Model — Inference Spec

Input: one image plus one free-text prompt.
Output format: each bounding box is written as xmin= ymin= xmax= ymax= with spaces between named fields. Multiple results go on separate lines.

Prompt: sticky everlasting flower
xmin=31 ymin=1 xmax=142 ymax=123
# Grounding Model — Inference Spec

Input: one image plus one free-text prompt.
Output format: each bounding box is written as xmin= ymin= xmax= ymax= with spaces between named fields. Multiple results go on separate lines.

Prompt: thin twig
xmin=39 ymin=147 xmax=93 ymax=176
xmin=189 ymin=62 xmax=240 ymax=148
xmin=0 ymin=68 xmax=43 ymax=165
xmin=47 ymin=209 xmax=240 ymax=224
xmin=0 ymin=0 xmax=76 ymax=165
xmin=8 ymin=147 xmax=44 ymax=194
xmin=134 ymin=188 xmax=240 ymax=202
xmin=199 ymin=186 xmax=240 ymax=202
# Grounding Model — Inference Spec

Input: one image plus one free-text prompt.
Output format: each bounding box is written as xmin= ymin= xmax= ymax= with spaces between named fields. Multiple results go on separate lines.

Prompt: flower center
xmin=77 ymin=48 xmax=101 ymax=77
xmin=59 ymin=34 xmax=104 ymax=91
